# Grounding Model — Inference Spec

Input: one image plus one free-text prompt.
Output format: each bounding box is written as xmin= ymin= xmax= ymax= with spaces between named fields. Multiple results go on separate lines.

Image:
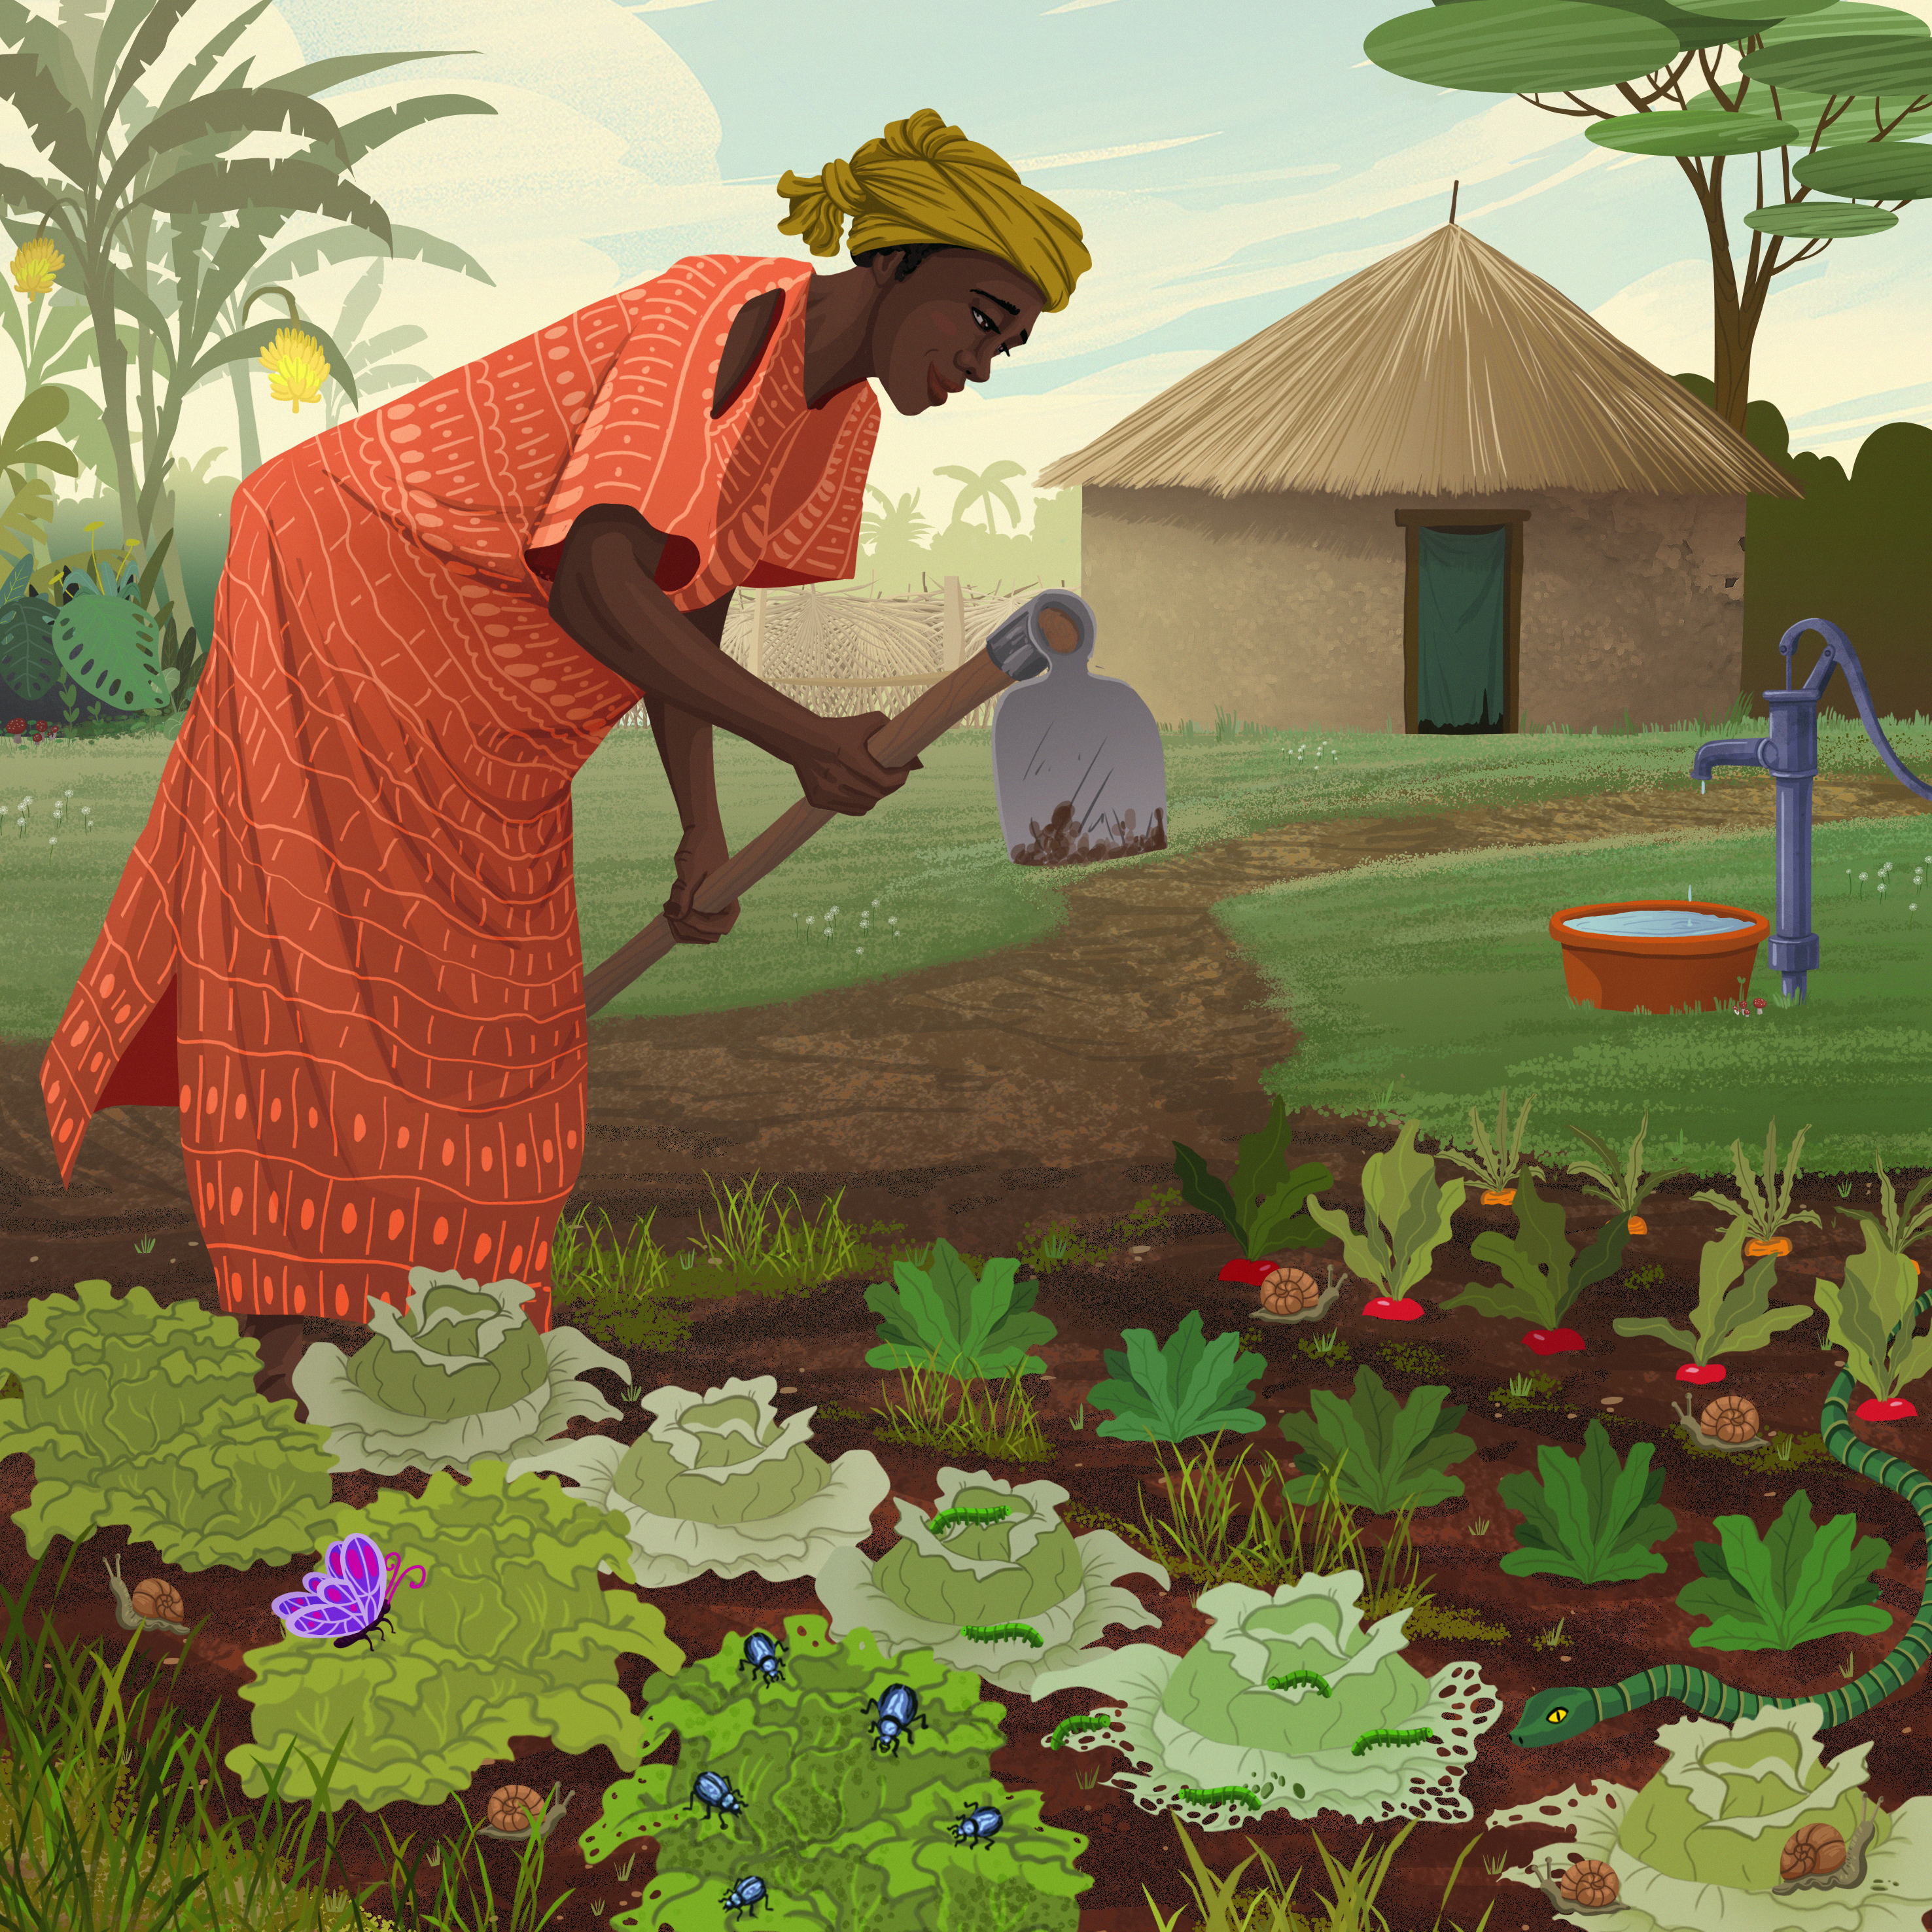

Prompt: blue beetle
xmin=738 ymin=1629 xmax=788 ymax=1688
xmin=946 ymin=1802 xmax=1004 ymax=1850
xmin=864 ymin=1681 xmax=931 ymax=1755
xmin=688 ymin=1770 xmax=748 ymax=1827
xmin=720 ymin=1874 xmax=771 ymax=1918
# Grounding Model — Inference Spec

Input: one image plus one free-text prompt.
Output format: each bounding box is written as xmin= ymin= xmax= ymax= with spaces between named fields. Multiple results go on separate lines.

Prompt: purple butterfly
xmin=272 ymin=1533 xmax=429 ymax=1654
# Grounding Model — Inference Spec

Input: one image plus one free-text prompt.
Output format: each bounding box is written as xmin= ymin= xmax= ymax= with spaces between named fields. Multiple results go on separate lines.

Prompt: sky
xmin=11 ymin=0 xmax=1932 ymax=538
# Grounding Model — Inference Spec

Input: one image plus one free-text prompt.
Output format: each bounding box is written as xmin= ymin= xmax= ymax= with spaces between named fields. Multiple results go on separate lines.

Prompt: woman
xmin=40 ymin=109 xmax=1089 ymax=1399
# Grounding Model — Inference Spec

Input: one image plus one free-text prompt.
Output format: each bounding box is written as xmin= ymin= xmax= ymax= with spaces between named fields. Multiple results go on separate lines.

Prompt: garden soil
xmin=2 ymin=772 xmax=1931 ymax=1932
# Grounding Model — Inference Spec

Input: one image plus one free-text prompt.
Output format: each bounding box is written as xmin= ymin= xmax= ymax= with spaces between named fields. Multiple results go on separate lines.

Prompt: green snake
xmin=1513 ymin=1282 xmax=1932 ymax=1746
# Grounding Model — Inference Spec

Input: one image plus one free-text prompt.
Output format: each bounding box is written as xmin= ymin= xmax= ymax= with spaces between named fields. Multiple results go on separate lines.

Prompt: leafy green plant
xmin=1441 ymin=1172 xmax=1632 ymax=1343
xmin=1611 ymin=1220 xmax=1812 ymax=1373
xmin=1276 ymin=1365 xmax=1475 ymax=1515
xmin=290 ymin=1264 xmax=633 ymax=1478
xmin=1674 ymin=1490 xmax=1891 ymax=1652
xmin=1622 ymin=1262 xmax=1667 ymax=1292
xmin=814 ymin=1468 xmax=1167 ymax=1691
xmin=1562 ymin=1108 xmax=1691 ymax=1217
xmin=1087 ymin=1310 xmax=1267 ymax=1445
xmin=1028 ymin=1574 xmax=1503 ymax=1829
xmin=1171 ymin=1093 xmax=1334 ymax=1261
xmin=864 ymin=1238 xmax=1055 ymax=1382
xmin=1305 ymin=1119 xmax=1466 ymax=1312
xmin=1814 ymin=1223 xmax=1932 ymax=1410
xmin=1488 ymin=1704 xmax=1932 ymax=1927
xmin=1691 ymin=1117 xmax=1824 ymax=1248
xmin=504 ymin=1373 xmax=888 ymax=1587
xmin=1437 ymin=1088 xmax=1543 ymax=1193
xmin=576 ymin=1614 xmax=1089 ymax=1929
xmin=1833 ymin=1146 xmax=1932 ymax=1260
xmin=225 ymin=1461 xmax=684 ymax=1815
xmin=1496 ymin=1419 xmax=1676 ymax=1586
xmin=0 ymin=1280 xmax=339 ymax=1570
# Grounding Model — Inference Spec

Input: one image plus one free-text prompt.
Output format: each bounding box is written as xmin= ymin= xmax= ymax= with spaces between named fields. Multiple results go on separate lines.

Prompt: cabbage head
xmin=292 ymin=1266 xmax=630 ymax=1477
xmin=1030 ymin=1572 xmax=1501 ymax=1831
xmin=502 ymin=1374 xmax=888 ymax=1587
xmin=1490 ymin=1703 xmax=1932 ymax=1932
xmin=815 ymin=1467 xmax=1168 ymax=1692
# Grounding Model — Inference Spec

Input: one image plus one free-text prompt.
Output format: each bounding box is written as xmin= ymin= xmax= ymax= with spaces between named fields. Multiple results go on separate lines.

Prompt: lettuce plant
xmin=1497 ymin=1418 xmax=1677 ymax=1585
xmin=864 ymin=1238 xmax=1056 ymax=1381
xmin=0 ymin=1280 xmax=339 ymax=1570
xmin=1675 ymin=1490 xmax=1891 ymax=1651
xmin=576 ymin=1613 xmax=1089 ymax=1930
xmin=1276 ymin=1365 xmax=1475 ymax=1514
xmin=1087 ymin=1309 xmax=1267 ymax=1444
xmin=1441 ymin=1172 xmax=1632 ymax=1352
xmin=502 ymin=1374 xmax=888 ymax=1587
xmin=1029 ymin=1574 xmax=1502 ymax=1831
xmin=814 ymin=1467 xmax=1168 ymax=1691
xmin=1611 ymin=1220 xmax=1810 ymax=1376
xmin=291 ymin=1265 xmax=633 ymax=1478
xmin=1305 ymin=1119 xmax=1465 ymax=1316
xmin=1490 ymin=1704 xmax=1932 ymax=1932
xmin=227 ymin=1461 xmax=684 ymax=1814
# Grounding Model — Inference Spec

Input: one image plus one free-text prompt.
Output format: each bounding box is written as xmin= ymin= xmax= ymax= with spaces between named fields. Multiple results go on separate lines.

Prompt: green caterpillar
xmin=1045 ymin=1713 xmax=1115 ymax=1749
xmin=1175 ymin=1785 xmax=1262 ymax=1811
xmin=1350 ymin=1727 xmax=1437 ymax=1756
xmin=929 ymin=1505 xmax=1012 ymax=1536
xmin=1515 ymin=1279 xmax=1932 ymax=1748
xmin=1267 ymin=1670 xmax=1332 ymax=1696
xmin=960 ymin=1621 xmax=1044 ymax=1648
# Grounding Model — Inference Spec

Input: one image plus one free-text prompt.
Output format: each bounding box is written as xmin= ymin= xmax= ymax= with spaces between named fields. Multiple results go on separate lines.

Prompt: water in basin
xmin=1562 ymin=910 xmax=1756 ymax=938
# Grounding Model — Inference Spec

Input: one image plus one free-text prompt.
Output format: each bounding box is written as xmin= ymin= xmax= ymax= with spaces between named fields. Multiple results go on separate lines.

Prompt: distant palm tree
xmin=859 ymin=484 xmax=933 ymax=552
xmin=933 ymin=459 xmax=1026 ymax=533
xmin=317 ymin=260 xmax=433 ymax=430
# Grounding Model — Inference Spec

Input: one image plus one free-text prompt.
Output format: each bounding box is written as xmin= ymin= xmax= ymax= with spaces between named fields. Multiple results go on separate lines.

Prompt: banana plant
xmin=0 ymin=0 xmax=491 ymax=570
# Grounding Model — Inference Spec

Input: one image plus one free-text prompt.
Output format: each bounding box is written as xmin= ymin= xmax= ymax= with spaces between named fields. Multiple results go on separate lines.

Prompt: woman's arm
xmin=548 ymin=502 xmax=831 ymax=765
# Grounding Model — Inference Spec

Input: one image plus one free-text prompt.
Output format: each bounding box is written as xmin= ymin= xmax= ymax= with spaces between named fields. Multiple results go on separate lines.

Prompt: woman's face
xmin=878 ymin=248 xmax=1046 ymax=417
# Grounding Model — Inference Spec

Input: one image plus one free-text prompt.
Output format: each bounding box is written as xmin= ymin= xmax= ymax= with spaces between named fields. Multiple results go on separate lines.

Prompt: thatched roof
xmin=1037 ymin=222 xmax=1802 ymax=501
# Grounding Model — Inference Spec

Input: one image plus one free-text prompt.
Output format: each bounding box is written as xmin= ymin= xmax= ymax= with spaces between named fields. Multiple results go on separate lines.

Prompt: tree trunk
xmin=1712 ymin=303 xmax=1757 ymax=438
xmin=227 ymin=360 xmax=263 ymax=477
xmin=88 ymin=285 xmax=141 ymax=553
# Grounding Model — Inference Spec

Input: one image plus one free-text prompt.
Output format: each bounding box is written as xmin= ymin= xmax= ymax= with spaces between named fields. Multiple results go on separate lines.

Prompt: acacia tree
xmin=1365 ymin=0 xmax=1932 ymax=432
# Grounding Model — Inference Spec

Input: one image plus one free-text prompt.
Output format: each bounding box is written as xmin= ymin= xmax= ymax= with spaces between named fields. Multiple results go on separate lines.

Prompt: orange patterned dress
xmin=41 ymin=254 xmax=880 ymax=1332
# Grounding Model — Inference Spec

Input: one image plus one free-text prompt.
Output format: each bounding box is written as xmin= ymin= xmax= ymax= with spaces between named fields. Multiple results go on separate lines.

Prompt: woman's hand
xmin=791 ymin=711 xmax=920 ymax=815
xmin=663 ymin=821 xmax=739 ymax=943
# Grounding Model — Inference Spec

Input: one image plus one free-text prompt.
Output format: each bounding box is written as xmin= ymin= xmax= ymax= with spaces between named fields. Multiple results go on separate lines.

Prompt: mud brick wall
xmin=1076 ymin=483 xmax=1747 ymax=737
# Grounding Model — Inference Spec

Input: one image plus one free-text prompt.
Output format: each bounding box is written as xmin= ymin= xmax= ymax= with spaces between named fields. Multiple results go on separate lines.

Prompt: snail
xmin=104 ymin=1554 xmax=191 ymax=1637
xmin=1259 ymin=1265 xmax=1320 ymax=1316
xmin=1536 ymin=1856 xmax=1621 ymax=1914
xmin=1770 ymin=1796 xmax=1876 ymax=1895
xmin=478 ymin=1780 xmax=574 ymax=1843
xmin=1670 ymin=1392 xmax=1764 ymax=1452
xmin=1701 ymin=1393 xmax=1761 ymax=1444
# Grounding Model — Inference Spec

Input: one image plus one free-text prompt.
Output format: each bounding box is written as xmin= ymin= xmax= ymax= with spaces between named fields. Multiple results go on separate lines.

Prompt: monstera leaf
xmin=52 ymin=563 xmax=167 ymax=711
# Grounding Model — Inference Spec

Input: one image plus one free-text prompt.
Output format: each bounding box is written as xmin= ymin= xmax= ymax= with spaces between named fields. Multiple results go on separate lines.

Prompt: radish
xmin=1856 ymin=1396 xmax=1918 ymax=1421
xmin=1677 ymin=1362 xmax=1727 ymax=1385
xmin=1363 ymin=1296 xmax=1422 ymax=1322
xmin=1522 ymin=1328 xmax=1584 ymax=1355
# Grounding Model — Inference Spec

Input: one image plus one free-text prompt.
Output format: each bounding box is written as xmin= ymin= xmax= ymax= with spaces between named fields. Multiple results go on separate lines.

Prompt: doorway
xmin=1396 ymin=506 xmax=1528 ymax=735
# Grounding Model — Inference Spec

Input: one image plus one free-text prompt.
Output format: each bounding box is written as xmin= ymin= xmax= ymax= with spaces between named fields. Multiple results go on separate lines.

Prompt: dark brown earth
xmin=3 ymin=771 xmax=1931 ymax=1932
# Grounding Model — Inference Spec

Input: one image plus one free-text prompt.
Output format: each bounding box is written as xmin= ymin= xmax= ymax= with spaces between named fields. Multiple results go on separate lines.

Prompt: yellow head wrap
xmin=775 ymin=108 xmax=1091 ymax=314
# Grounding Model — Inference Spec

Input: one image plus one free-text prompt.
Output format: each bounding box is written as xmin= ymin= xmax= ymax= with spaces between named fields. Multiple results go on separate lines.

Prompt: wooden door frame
xmin=1396 ymin=506 xmax=1530 ymax=734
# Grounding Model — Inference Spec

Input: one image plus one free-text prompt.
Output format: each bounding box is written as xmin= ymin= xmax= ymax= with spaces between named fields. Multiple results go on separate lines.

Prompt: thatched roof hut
xmin=1036 ymin=220 xmax=1800 ymax=737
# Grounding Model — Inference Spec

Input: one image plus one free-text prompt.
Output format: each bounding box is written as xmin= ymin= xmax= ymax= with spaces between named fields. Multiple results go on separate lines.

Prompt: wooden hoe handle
xmin=581 ymin=593 xmax=1089 ymax=1017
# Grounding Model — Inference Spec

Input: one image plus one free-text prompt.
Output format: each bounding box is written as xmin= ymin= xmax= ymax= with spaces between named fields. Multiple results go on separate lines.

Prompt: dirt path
xmin=3 ymin=775 xmax=1927 ymax=1291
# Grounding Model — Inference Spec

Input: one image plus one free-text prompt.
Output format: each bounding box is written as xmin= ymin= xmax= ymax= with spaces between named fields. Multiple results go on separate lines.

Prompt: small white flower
xmin=805 ymin=915 xmax=816 ymax=928
xmin=871 ymin=898 xmax=880 ymax=907
xmin=829 ymin=905 xmax=839 ymax=917
xmin=855 ymin=946 xmax=864 ymax=957
xmin=47 ymin=835 xmax=55 ymax=847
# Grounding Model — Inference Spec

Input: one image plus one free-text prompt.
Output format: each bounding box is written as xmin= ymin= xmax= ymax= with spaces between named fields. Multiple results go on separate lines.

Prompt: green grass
xmin=9 ymin=697 xmax=1932 ymax=1175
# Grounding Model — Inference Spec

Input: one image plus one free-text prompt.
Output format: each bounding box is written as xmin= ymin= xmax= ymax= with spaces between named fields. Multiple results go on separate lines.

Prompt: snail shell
xmin=486 ymin=1784 xmax=548 ymax=1834
xmin=130 ymin=1579 xmax=185 ymax=1625
xmin=1782 ymin=1822 xmax=1847 ymax=1880
xmin=1260 ymin=1265 xmax=1320 ymax=1315
xmin=1556 ymin=1859 xmax=1620 ymax=1908
xmin=1702 ymin=1394 xmax=1761 ymax=1444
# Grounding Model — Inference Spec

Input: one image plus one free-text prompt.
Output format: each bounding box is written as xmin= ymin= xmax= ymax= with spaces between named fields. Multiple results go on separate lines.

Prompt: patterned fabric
xmin=41 ymin=254 xmax=881 ymax=1331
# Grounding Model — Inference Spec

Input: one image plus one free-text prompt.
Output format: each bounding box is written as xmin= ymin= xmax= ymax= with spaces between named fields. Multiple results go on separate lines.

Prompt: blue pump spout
xmin=1692 ymin=738 xmax=1768 ymax=786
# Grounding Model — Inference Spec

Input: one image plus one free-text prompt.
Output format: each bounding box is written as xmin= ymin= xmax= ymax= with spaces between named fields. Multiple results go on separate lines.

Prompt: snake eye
xmin=1547 ymin=1708 xmax=1568 ymax=1724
